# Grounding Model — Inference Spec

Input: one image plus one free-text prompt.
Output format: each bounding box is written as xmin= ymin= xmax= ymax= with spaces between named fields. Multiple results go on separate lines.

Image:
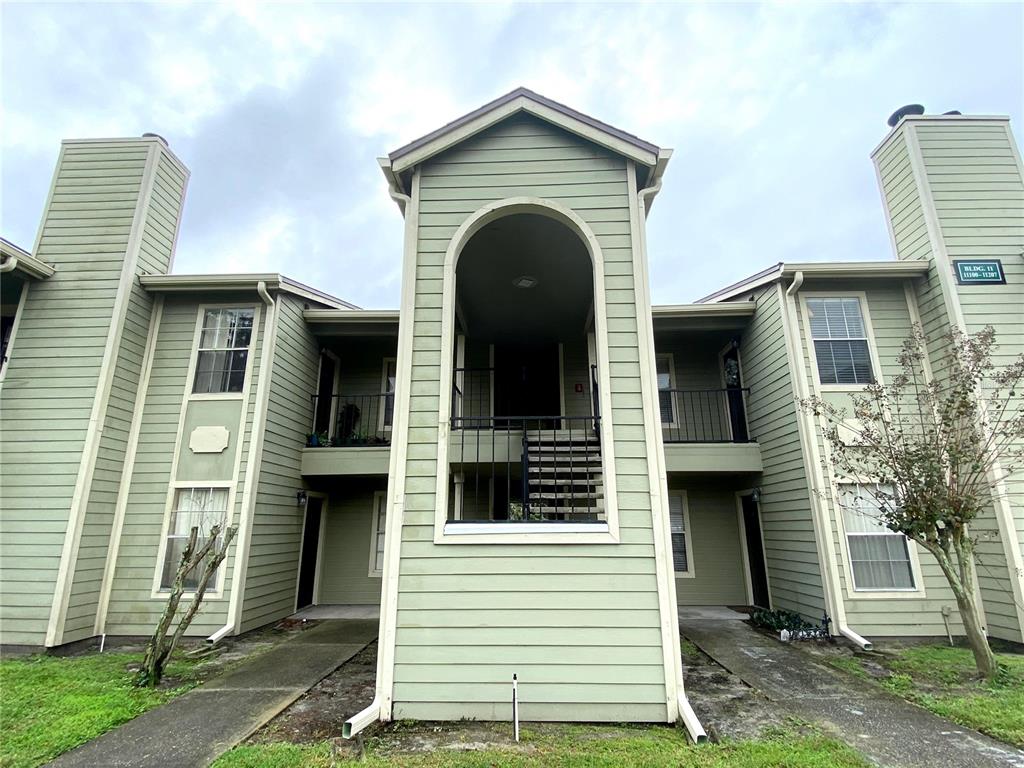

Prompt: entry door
xmin=296 ymin=497 xmax=324 ymax=609
xmin=494 ymin=343 xmax=560 ymax=424
xmin=740 ymin=494 xmax=770 ymax=608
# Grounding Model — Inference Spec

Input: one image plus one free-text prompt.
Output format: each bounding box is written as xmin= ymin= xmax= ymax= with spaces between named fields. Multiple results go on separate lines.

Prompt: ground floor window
xmin=160 ymin=487 xmax=229 ymax=590
xmin=368 ymin=492 xmax=386 ymax=576
xmin=839 ymin=483 xmax=915 ymax=591
xmin=669 ymin=492 xmax=693 ymax=575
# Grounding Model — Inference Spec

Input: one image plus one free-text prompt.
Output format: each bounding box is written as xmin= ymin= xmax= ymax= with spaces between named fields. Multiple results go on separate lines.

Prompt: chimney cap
xmin=142 ymin=132 xmax=169 ymax=146
xmin=887 ymin=104 xmax=925 ymax=128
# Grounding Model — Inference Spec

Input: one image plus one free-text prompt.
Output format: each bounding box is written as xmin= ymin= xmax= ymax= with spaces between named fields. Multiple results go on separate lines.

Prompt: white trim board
xmin=431 ymin=196 xmax=621 ymax=546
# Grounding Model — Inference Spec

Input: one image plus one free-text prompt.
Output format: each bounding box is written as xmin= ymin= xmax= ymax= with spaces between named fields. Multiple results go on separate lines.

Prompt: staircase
xmin=524 ymin=431 xmax=603 ymax=521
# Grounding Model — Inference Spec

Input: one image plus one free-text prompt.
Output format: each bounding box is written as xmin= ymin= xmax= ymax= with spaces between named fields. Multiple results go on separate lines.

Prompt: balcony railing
xmin=307 ymin=393 xmax=393 ymax=447
xmin=660 ymin=388 xmax=751 ymax=443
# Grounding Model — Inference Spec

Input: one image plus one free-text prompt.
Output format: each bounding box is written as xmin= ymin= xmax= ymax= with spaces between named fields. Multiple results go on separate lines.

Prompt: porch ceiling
xmin=457 ymin=214 xmax=593 ymax=343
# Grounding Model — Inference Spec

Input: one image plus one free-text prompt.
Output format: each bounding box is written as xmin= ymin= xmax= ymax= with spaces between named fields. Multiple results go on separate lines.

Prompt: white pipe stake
xmin=512 ymin=674 xmax=519 ymax=743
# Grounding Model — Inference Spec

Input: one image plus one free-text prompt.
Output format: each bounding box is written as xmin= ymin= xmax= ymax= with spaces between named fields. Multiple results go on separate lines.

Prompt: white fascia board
xmin=390 ymin=95 xmax=659 ymax=175
xmin=140 ymin=273 xmax=358 ymax=309
xmin=651 ymin=302 xmax=756 ymax=319
xmin=701 ymin=260 xmax=930 ymax=304
xmin=780 ymin=261 xmax=930 ymax=279
xmin=303 ymin=308 xmax=400 ymax=323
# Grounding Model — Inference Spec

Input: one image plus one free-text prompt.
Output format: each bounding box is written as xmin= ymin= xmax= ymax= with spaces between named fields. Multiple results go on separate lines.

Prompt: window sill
xmin=188 ymin=392 xmax=246 ymax=401
xmin=846 ymin=588 xmax=926 ymax=600
xmin=436 ymin=521 xmax=617 ymax=544
xmin=816 ymin=384 xmax=874 ymax=393
xmin=674 ymin=571 xmax=695 ymax=579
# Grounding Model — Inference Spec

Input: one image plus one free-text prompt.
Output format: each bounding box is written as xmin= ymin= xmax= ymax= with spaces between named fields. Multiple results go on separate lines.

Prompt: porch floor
xmin=292 ymin=604 xmax=380 ymax=620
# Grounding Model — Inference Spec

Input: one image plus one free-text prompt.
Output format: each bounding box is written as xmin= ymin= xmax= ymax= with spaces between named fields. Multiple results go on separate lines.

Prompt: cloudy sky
xmin=2 ymin=2 xmax=1021 ymax=307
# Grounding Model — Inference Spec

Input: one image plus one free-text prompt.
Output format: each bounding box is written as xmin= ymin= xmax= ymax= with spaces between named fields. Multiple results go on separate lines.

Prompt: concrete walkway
xmin=680 ymin=614 xmax=1024 ymax=768
xmin=48 ymin=620 xmax=378 ymax=768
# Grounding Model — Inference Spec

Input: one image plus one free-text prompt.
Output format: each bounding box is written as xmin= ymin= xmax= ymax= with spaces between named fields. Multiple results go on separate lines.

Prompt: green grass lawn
xmin=0 ymin=651 xmax=203 ymax=768
xmin=881 ymin=645 xmax=1024 ymax=747
xmin=213 ymin=725 xmax=868 ymax=768
xmin=827 ymin=644 xmax=1024 ymax=747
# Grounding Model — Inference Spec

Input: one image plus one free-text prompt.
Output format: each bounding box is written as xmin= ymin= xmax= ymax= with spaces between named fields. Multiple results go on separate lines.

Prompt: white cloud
xmin=2 ymin=2 xmax=1021 ymax=307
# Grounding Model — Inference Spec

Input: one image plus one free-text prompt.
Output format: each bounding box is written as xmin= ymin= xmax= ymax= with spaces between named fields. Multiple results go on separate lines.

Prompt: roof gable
xmin=386 ymin=88 xmax=663 ymax=176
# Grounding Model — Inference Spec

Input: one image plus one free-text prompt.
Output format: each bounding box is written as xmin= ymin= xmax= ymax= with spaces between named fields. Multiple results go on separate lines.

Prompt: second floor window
xmin=193 ymin=308 xmax=254 ymax=394
xmin=806 ymin=297 xmax=875 ymax=386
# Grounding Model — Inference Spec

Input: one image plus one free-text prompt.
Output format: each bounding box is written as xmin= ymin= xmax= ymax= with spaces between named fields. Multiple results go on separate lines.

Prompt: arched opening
xmin=448 ymin=212 xmax=603 ymax=524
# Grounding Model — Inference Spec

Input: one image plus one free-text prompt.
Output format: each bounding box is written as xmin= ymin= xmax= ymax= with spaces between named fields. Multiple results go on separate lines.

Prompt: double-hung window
xmin=369 ymin=493 xmax=386 ymax=576
xmin=669 ymin=493 xmax=692 ymax=575
xmin=839 ymin=483 xmax=915 ymax=591
xmin=193 ymin=308 xmax=254 ymax=394
xmin=806 ymin=297 xmax=875 ymax=385
xmin=160 ymin=487 xmax=229 ymax=591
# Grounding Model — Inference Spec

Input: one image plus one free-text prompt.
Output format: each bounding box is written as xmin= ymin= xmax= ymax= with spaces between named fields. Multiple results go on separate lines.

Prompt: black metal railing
xmin=307 ymin=393 xmax=393 ymax=447
xmin=449 ymin=415 xmax=603 ymax=523
xmin=659 ymin=388 xmax=751 ymax=443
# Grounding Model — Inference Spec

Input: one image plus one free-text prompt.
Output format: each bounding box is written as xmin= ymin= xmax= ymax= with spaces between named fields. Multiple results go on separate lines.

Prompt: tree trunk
xmin=951 ymin=530 xmax=998 ymax=680
xmin=923 ymin=534 xmax=998 ymax=680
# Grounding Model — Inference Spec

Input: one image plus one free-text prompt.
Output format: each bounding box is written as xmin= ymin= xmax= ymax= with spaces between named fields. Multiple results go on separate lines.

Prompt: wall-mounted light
xmin=750 ymin=487 xmax=762 ymax=503
xmin=296 ymin=490 xmax=308 ymax=507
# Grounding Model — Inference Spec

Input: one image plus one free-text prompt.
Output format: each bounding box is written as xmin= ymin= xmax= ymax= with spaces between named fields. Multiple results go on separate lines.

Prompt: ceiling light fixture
xmin=512 ymin=275 xmax=538 ymax=289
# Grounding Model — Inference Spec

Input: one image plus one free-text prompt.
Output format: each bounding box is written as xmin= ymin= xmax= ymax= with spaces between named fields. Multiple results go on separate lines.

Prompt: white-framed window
xmin=656 ymin=353 xmax=675 ymax=425
xmin=669 ymin=492 xmax=694 ymax=576
xmin=193 ymin=307 xmax=255 ymax=394
xmin=381 ymin=358 xmax=397 ymax=429
xmin=839 ymin=483 xmax=915 ymax=591
xmin=368 ymin=491 xmax=386 ymax=576
xmin=159 ymin=487 xmax=229 ymax=591
xmin=805 ymin=297 xmax=875 ymax=386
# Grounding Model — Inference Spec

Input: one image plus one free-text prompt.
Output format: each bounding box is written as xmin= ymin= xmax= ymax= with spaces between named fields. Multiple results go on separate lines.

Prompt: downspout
xmin=637 ymin=163 xmax=706 ymax=744
xmin=0 ymin=254 xmax=17 ymax=272
xmin=208 ymin=280 xmax=277 ymax=644
xmin=345 ymin=182 xmax=412 ymax=738
xmin=783 ymin=272 xmax=872 ymax=651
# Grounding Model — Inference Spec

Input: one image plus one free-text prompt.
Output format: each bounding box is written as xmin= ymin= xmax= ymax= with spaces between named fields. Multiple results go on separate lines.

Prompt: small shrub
xmin=750 ymin=608 xmax=813 ymax=633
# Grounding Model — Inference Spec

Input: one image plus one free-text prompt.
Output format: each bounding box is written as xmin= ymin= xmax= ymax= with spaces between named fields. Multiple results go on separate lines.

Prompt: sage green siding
xmin=918 ymin=123 xmax=1024 ymax=644
xmin=0 ymin=139 xmax=186 ymax=646
xmin=67 ymin=149 xmax=188 ymax=643
xmin=874 ymin=120 xmax=1024 ymax=643
xmin=240 ymin=295 xmax=320 ymax=632
xmin=317 ymin=480 xmax=387 ymax=604
xmin=391 ymin=114 xmax=669 ymax=722
xmin=797 ymin=280 xmax=966 ymax=636
xmin=729 ymin=286 xmax=825 ymax=619
xmin=105 ymin=294 xmax=266 ymax=637
xmin=667 ymin=482 xmax=747 ymax=605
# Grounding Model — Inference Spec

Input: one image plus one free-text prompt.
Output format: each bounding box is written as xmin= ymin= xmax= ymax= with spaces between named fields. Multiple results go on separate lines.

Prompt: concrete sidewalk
xmin=48 ymin=620 xmax=377 ymax=768
xmin=680 ymin=616 xmax=1024 ymax=768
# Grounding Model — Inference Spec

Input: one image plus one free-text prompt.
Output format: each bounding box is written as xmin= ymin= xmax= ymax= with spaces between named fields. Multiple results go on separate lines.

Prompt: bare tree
xmin=803 ymin=325 xmax=1023 ymax=679
xmin=137 ymin=522 xmax=237 ymax=687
